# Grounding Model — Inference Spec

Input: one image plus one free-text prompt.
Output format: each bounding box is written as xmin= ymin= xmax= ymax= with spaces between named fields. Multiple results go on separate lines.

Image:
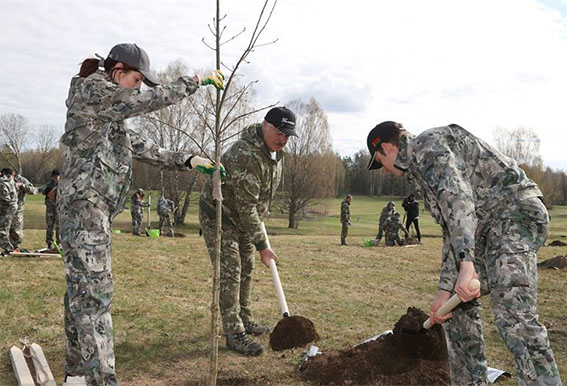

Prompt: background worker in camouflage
xmin=376 ymin=201 xmax=395 ymax=242
xmin=130 ymin=188 xmax=149 ymax=236
xmin=58 ymin=43 xmax=224 ymax=386
xmin=383 ymin=212 xmax=409 ymax=246
xmin=199 ymin=106 xmax=297 ymax=356
xmin=9 ymin=172 xmax=36 ymax=251
xmin=0 ymin=168 xmax=18 ymax=254
xmin=340 ymin=195 xmax=352 ymax=245
xmin=157 ymin=194 xmax=175 ymax=237
xmin=367 ymin=121 xmax=561 ymax=385
xmin=39 ymin=169 xmax=61 ymax=249
xmin=402 ymin=193 xmax=421 ymax=242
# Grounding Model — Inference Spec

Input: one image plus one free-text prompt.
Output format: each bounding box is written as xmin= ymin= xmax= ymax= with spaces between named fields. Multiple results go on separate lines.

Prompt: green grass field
xmin=0 ymin=194 xmax=565 ymax=385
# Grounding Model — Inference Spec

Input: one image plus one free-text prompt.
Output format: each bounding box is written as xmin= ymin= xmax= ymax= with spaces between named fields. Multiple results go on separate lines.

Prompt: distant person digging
xmin=157 ymin=194 xmax=175 ymax=237
xmin=366 ymin=121 xmax=561 ymax=384
xmin=402 ymin=194 xmax=421 ymax=243
xmin=375 ymin=200 xmax=395 ymax=243
xmin=130 ymin=188 xmax=149 ymax=236
xmin=39 ymin=169 xmax=61 ymax=251
xmin=383 ymin=212 xmax=409 ymax=246
xmin=340 ymin=195 xmax=352 ymax=245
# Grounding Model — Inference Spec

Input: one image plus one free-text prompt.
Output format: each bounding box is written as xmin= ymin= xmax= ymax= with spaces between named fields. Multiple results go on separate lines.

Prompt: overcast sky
xmin=1 ymin=0 xmax=566 ymax=170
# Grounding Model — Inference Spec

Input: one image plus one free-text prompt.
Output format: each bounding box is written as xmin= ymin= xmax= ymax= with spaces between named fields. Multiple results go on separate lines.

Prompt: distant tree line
xmin=2 ymin=68 xmax=566 ymax=229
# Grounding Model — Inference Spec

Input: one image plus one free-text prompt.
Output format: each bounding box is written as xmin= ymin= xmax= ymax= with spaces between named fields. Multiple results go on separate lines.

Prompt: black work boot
xmin=226 ymin=332 xmax=264 ymax=356
xmin=244 ymin=320 xmax=271 ymax=336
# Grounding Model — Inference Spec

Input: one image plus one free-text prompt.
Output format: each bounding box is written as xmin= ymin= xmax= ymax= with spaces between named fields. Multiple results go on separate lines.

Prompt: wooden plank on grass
xmin=30 ymin=343 xmax=57 ymax=386
xmin=8 ymin=252 xmax=61 ymax=258
xmin=9 ymin=346 xmax=35 ymax=386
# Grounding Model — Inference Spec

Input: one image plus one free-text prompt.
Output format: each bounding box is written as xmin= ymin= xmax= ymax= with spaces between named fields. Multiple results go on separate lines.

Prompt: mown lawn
xmin=0 ymin=194 xmax=565 ymax=385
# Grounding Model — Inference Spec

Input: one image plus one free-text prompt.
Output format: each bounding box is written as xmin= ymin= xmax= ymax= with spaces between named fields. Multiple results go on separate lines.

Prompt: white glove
xmin=196 ymin=70 xmax=225 ymax=90
xmin=187 ymin=156 xmax=226 ymax=177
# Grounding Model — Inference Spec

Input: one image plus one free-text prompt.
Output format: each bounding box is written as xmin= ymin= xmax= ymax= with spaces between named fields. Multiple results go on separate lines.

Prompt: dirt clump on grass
xmin=299 ymin=307 xmax=450 ymax=385
xmin=548 ymin=240 xmax=567 ymax=247
xmin=270 ymin=315 xmax=320 ymax=351
xmin=538 ymin=255 xmax=567 ymax=269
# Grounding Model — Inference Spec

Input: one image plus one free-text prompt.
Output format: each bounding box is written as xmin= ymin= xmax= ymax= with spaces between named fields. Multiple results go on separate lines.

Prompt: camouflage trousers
xmin=376 ymin=221 xmax=386 ymax=241
xmin=341 ymin=221 xmax=348 ymax=244
xmin=0 ymin=205 xmax=17 ymax=251
xmin=199 ymin=209 xmax=255 ymax=335
xmin=444 ymin=197 xmax=561 ymax=386
xmin=130 ymin=208 xmax=143 ymax=235
xmin=159 ymin=213 xmax=174 ymax=237
xmin=46 ymin=200 xmax=60 ymax=247
xmin=384 ymin=231 xmax=403 ymax=246
xmin=59 ymin=199 xmax=117 ymax=386
xmin=9 ymin=206 xmax=25 ymax=249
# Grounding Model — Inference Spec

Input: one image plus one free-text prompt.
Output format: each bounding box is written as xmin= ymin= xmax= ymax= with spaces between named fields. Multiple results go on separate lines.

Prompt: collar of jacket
xmin=394 ymin=131 xmax=415 ymax=172
xmin=240 ymin=123 xmax=286 ymax=163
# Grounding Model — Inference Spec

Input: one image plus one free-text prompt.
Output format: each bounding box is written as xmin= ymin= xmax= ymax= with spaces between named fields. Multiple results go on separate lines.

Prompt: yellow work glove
xmin=196 ymin=70 xmax=225 ymax=90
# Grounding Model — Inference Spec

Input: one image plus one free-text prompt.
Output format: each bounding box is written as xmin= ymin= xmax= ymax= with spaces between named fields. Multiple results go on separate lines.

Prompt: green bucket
xmin=362 ymin=238 xmax=372 ymax=247
xmin=147 ymin=229 xmax=160 ymax=238
xmin=112 ymin=229 xmax=121 ymax=234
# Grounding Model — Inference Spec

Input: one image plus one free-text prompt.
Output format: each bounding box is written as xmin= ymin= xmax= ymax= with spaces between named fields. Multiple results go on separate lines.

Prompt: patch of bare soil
xmin=299 ymin=307 xmax=450 ymax=385
xmin=538 ymin=255 xmax=567 ymax=269
xmin=548 ymin=240 xmax=567 ymax=247
xmin=270 ymin=315 xmax=320 ymax=351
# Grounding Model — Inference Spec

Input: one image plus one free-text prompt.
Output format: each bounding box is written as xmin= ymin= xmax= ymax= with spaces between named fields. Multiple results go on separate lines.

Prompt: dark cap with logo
xmin=106 ymin=43 xmax=160 ymax=87
xmin=264 ymin=107 xmax=298 ymax=137
xmin=366 ymin=121 xmax=402 ymax=170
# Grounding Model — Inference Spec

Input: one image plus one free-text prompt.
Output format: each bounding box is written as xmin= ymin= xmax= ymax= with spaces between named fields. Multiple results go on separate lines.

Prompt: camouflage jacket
xmin=15 ymin=175 xmax=35 ymax=207
xmin=39 ymin=180 xmax=58 ymax=205
xmin=157 ymin=197 xmax=174 ymax=215
xmin=0 ymin=175 xmax=17 ymax=215
xmin=378 ymin=204 xmax=394 ymax=225
xmin=340 ymin=199 xmax=351 ymax=223
xmin=383 ymin=216 xmax=408 ymax=235
xmin=59 ymin=70 xmax=199 ymax=220
xmin=394 ymin=124 xmax=542 ymax=291
xmin=200 ymin=124 xmax=284 ymax=251
xmin=130 ymin=192 xmax=149 ymax=212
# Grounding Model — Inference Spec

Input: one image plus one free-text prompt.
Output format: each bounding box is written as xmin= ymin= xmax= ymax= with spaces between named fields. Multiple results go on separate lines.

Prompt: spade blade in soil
xmin=269 ymin=315 xmax=320 ymax=351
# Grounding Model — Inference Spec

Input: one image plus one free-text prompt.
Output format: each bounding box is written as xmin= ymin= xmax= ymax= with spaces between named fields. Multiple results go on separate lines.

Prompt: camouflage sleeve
xmin=19 ymin=176 xmax=36 ymax=194
xmin=0 ymin=183 xmax=10 ymax=204
xmin=130 ymin=130 xmax=191 ymax=170
xmin=340 ymin=202 xmax=349 ymax=223
xmin=417 ymin=144 xmax=477 ymax=263
xmin=84 ymin=75 xmax=199 ymax=123
xmin=226 ymin=151 xmax=267 ymax=251
xmin=438 ymin=229 xmax=458 ymax=292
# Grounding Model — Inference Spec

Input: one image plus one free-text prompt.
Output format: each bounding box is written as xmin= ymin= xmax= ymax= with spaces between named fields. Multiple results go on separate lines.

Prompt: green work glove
xmin=197 ymin=70 xmax=225 ymax=90
xmin=188 ymin=155 xmax=226 ymax=178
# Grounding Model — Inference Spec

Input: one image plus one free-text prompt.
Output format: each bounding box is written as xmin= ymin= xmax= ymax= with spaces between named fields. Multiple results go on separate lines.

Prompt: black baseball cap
xmin=366 ymin=121 xmax=402 ymax=170
xmin=264 ymin=107 xmax=298 ymax=137
xmin=106 ymin=43 xmax=160 ymax=87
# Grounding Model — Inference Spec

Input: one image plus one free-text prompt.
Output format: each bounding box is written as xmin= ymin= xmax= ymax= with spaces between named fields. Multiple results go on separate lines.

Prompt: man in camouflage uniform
xmin=58 ymin=43 xmax=224 ymax=385
xmin=366 ymin=121 xmax=561 ymax=385
xmin=10 ymin=173 xmax=36 ymax=251
xmin=39 ymin=169 xmax=61 ymax=249
xmin=376 ymin=201 xmax=395 ymax=242
xmin=157 ymin=194 xmax=175 ymax=237
xmin=383 ymin=212 xmax=409 ymax=246
xmin=199 ymin=106 xmax=297 ymax=356
xmin=0 ymin=168 xmax=18 ymax=254
xmin=340 ymin=195 xmax=352 ymax=245
xmin=130 ymin=188 xmax=149 ymax=236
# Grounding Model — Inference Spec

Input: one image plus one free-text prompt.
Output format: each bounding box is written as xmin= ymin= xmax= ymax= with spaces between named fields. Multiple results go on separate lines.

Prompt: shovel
xmin=403 ymin=278 xmax=481 ymax=334
xmin=260 ymin=222 xmax=319 ymax=351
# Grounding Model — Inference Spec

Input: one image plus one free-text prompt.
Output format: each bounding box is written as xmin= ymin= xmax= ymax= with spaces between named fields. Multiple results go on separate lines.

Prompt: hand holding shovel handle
xmin=423 ymin=279 xmax=480 ymax=329
xmin=260 ymin=222 xmax=290 ymax=318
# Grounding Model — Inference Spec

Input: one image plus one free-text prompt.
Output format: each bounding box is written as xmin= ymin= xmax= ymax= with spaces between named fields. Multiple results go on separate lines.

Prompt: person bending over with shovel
xmin=199 ymin=106 xmax=298 ymax=356
xmin=58 ymin=43 xmax=224 ymax=386
xmin=366 ymin=121 xmax=561 ymax=385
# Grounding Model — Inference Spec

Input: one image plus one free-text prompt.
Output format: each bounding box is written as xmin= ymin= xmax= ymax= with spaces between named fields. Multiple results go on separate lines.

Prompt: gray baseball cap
xmin=106 ymin=43 xmax=160 ymax=87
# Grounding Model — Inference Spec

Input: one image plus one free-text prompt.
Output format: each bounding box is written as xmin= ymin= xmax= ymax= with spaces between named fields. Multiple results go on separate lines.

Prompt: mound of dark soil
xmin=538 ymin=255 xmax=567 ymax=269
xmin=548 ymin=240 xmax=567 ymax=247
xmin=403 ymin=236 xmax=421 ymax=246
xmin=270 ymin=315 xmax=320 ymax=351
xmin=173 ymin=232 xmax=186 ymax=238
xmin=299 ymin=307 xmax=450 ymax=385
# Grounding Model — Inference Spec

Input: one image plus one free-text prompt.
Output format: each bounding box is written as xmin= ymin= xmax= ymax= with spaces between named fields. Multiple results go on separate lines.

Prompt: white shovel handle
xmin=423 ymin=279 xmax=480 ymax=329
xmin=261 ymin=222 xmax=290 ymax=318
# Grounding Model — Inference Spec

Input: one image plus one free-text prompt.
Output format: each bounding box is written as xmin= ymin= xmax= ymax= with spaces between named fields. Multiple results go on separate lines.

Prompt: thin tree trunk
xmin=208 ymin=1 xmax=222 ymax=384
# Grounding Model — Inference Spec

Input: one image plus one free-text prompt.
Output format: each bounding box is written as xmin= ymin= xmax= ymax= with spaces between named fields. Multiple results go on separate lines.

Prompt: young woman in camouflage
xmin=58 ymin=43 xmax=224 ymax=385
xmin=366 ymin=121 xmax=561 ymax=385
